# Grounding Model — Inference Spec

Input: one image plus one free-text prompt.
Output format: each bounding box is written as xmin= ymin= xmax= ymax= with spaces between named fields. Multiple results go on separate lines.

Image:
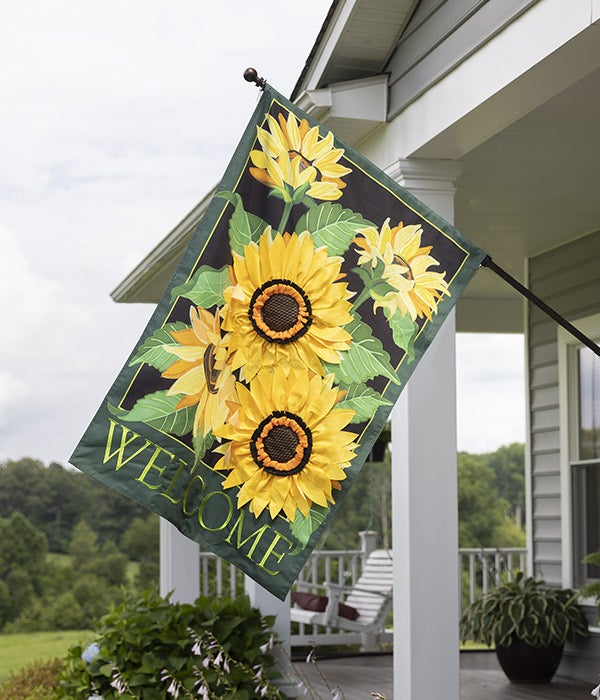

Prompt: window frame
xmin=558 ymin=313 xmax=600 ymax=590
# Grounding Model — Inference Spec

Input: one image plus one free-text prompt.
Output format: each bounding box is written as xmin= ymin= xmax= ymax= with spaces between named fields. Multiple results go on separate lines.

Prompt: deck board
xmin=292 ymin=653 xmax=592 ymax=699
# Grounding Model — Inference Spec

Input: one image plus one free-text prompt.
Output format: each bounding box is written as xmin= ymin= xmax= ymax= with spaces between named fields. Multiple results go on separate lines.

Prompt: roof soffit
xmin=292 ymin=0 xmax=418 ymax=99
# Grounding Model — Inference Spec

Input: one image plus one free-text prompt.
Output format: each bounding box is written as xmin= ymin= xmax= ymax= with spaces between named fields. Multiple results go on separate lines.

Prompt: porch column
xmin=388 ymin=159 xmax=462 ymax=700
xmin=245 ymin=579 xmax=296 ymax=697
xmin=159 ymin=519 xmax=199 ymax=603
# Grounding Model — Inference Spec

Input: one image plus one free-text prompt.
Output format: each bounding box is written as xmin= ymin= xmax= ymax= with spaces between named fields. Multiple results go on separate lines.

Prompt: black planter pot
xmin=495 ymin=639 xmax=564 ymax=683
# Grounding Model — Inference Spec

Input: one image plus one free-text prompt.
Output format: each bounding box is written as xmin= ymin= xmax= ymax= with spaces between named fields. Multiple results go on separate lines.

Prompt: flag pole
xmin=481 ymin=255 xmax=600 ymax=357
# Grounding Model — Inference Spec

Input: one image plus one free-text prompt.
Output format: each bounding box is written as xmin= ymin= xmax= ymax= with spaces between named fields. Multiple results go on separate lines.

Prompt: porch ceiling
xmin=453 ymin=66 xmax=600 ymax=321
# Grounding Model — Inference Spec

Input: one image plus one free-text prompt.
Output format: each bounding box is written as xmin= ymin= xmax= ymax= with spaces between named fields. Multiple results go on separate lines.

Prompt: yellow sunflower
xmin=161 ymin=306 xmax=237 ymax=437
xmin=220 ymin=228 xmax=354 ymax=381
xmin=213 ymin=366 xmax=356 ymax=521
xmin=354 ymin=219 xmax=450 ymax=321
xmin=249 ymin=111 xmax=351 ymax=202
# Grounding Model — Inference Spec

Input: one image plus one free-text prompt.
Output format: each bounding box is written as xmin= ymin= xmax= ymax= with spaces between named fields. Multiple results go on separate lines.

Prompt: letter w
xmin=104 ymin=419 xmax=152 ymax=471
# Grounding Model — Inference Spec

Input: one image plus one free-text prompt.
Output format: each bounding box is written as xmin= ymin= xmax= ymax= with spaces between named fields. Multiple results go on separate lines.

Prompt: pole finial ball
xmin=243 ymin=67 xmax=266 ymax=90
xmin=244 ymin=68 xmax=258 ymax=83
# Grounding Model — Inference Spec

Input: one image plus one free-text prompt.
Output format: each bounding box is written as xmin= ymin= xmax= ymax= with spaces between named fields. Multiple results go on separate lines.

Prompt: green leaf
xmin=216 ymin=190 xmax=268 ymax=254
xmin=193 ymin=431 xmax=215 ymax=465
xmin=129 ymin=322 xmax=188 ymax=371
xmin=297 ymin=202 xmax=374 ymax=256
xmin=336 ymin=384 xmax=393 ymax=422
xmin=108 ymin=392 xmax=195 ymax=436
xmin=170 ymin=265 xmax=230 ymax=307
xmin=550 ymin=612 xmax=569 ymax=644
xmin=323 ymin=315 xmax=400 ymax=385
xmin=290 ymin=505 xmax=329 ymax=548
xmin=494 ymin=614 xmax=515 ymax=647
xmin=385 ymin=308 xmax=418 ymax=360
xmin=508 ymin=599 xmax=525 ymax=627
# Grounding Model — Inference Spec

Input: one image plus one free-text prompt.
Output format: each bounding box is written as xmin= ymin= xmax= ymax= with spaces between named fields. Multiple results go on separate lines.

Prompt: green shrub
xmin=0 ymin=657 xmax=63 ymax=700
xmin=57 ymin=587 xmax=282 ymax=699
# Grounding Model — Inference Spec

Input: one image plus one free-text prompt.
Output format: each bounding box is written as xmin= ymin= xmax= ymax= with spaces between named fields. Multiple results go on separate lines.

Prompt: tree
xmin=487 ymin=443 xmax=525 ymax=523
xmin=68 ymin=520 xmax=99 ymax=569
xmin=0 ymin=512 xmax=48 ymax=579
xmin=457 ymin=451 xmax=525 ymax=547
xmin=120 ymin=514 xmax=159 ymax=562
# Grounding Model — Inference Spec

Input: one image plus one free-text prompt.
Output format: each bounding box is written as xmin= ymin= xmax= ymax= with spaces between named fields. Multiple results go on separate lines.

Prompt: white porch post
xmin=245 ymin=579 xmax=296 ymax=697
xmin=159 ymin=519 xmax=199 ymax=603
xmin=389 ymin=159 xmax=462 ymax=700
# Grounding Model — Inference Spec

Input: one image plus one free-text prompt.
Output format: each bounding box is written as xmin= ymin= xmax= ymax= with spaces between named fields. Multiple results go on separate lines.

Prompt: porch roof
xmin=111 ymin=1 xmax=600 ymax=336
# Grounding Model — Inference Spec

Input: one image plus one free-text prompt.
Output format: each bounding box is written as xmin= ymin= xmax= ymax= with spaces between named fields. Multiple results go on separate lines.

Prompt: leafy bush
xmin=460 ymin=572 xmax=589 ymax=648
xmin=57 ymin=587 xmax=282 ymax=699
xmin=0 ymin=657 xmax=63 ymax=700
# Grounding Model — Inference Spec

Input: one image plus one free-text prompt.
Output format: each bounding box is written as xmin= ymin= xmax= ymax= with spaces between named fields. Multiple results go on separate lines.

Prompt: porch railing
xmin=459 ymin=547 xmax=528 ymax=610
xmin=197 ymin=540 xmax=528 ymax=647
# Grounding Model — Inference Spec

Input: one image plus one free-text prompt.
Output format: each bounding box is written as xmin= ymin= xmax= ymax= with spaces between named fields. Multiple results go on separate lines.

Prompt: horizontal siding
xmin=529 ymin=385 xmax=558 ymax=411
xmin=532 ymin=495 xmax=561 ymax=518
xmin=531 ymin=429 xmax=560 ymax=454
xmin=528 ymin=229 xmax=600 ymax=589
xmin=386 ymin=0 xmax=539 ymax=117
xmin=530 ymin=406 xmax=559 ymax=431
xmin=533 ymin=517 xmax=561 ymax=540
xmin=535 ymin=539 xmax=562 ymax=560
xmin=533 ymin=474 xmax=559 ymax=497
xmin=531 ymin=451 xmax=560 ymax=475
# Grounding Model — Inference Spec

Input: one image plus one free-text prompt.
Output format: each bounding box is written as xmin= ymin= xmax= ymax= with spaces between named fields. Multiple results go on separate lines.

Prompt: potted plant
xmin=460 ymin=571 xmax=589 ymax=683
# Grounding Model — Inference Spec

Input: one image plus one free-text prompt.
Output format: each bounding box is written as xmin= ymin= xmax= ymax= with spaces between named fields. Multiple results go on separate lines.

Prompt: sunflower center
xmin=203 ymin=343 xmax=219 ymax=395
xmin=251 ymin=411 xmax=312 ymax=476
xmin=249 ymin=278 xmax=312 ymax=344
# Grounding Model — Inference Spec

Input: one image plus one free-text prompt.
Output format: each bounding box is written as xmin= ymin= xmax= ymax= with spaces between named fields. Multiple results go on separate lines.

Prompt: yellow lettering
xmin=135 ymin=445 xmax=175 ymax=490
xmin=103 ymin=419 xmax=152 ymax=471
xmin=257 ymin=531 xmax=293 ymax=575
xmin=182 ymin=474 xmax=206 ymax=516
xmin=161 ymin=459 xmax=188 ymax=504
xmin=224 ymin=510 xmax=270 ymax=559
xmin=198 ymin=491 xmax=233 ymax=531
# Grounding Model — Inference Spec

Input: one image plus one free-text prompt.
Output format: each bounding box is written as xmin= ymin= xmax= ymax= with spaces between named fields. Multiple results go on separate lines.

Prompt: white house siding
xmin=386 ymin=0 xmax=539 ymax=118
xmin=529 ymin=230 xmax=600 ymax=681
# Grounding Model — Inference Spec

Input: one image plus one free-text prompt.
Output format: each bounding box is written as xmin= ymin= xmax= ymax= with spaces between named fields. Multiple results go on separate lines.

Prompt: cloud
xmin=0 ymin=1 xmax=525 ymax=465
xmin=456 ymin=333 xmax=526 ymax=452
xmin=0 ymin=226 xmax=64 ymax=360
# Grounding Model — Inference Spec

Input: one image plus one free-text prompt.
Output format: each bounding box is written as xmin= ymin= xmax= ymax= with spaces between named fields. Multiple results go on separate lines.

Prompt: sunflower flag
xmin=70 ymin=84 xmax=486 ymax=599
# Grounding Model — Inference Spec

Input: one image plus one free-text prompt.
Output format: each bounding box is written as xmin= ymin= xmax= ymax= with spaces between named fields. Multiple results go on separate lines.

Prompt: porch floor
xmin=292 ymin=652 xmax=592 ymax=699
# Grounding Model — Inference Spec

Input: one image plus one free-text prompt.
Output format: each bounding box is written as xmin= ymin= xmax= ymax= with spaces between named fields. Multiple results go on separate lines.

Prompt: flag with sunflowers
xmin=71 ymin=85 xmax=485 ymax=598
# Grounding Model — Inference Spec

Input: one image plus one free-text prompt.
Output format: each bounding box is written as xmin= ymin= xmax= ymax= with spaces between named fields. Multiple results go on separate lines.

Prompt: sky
xmin=0 ymin=0 xmax=525 ymax=468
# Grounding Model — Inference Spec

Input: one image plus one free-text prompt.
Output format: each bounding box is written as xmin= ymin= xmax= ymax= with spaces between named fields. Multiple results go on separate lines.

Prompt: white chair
xmin=290 ymin=549 xmax=393 ymax=649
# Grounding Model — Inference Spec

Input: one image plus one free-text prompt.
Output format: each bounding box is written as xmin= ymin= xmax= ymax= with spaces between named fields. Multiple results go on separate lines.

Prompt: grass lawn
xmin=0 ymin=630 xmax=92 ymax=681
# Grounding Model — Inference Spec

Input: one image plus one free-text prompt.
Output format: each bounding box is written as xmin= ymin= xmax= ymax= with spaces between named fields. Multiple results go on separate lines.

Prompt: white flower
xmin=260 ymin=634 xmax=275 ymax=654
xmin=296 ymin=679 xmax=309 ymax=697
xmin=167 ymin=679 xmax=180 ymax=698
xmin=592 ymin=683 xmax=600 ymax=698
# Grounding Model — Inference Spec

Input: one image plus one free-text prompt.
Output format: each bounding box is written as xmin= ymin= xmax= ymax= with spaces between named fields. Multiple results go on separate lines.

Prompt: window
xmin=579 ymin=347 xmax=600 ymax=460
xmin=572 ymin=345 xmax=600 ymax=586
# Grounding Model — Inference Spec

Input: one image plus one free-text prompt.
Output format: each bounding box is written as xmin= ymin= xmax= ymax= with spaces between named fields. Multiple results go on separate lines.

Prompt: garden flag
xmin=70 ymin=83 xmax=486 ymax=599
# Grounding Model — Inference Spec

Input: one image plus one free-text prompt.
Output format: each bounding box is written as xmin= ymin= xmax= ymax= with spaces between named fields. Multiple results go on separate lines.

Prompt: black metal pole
xmin=481 ymin=255 xmax=600 ymax=358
